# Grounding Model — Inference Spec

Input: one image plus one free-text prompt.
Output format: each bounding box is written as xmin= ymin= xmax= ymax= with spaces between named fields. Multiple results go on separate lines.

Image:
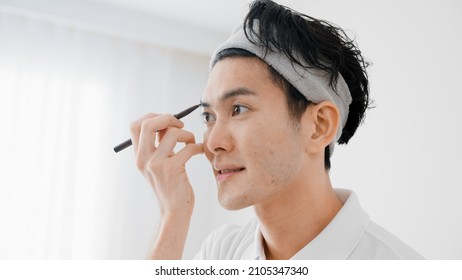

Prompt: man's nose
xmin=205 ymin=120 xmax=234 ymax=154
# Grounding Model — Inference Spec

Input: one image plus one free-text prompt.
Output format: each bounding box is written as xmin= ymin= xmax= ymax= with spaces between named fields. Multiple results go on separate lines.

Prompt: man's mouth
xmin=216 ymin=167 xmax=245 ymax=182
xmin=218 ymin=168 xmax=245 ymax=174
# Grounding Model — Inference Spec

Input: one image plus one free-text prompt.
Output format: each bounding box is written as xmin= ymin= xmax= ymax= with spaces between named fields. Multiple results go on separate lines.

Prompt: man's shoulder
xmin=350 ymin=221 xmax=424 ymax=259
xmin=194 ymin=218 xmax=257 ymax=259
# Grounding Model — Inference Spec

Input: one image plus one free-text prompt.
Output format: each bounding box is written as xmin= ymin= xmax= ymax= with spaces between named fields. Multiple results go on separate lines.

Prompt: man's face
xmin=201 ymin=57 xmax=309 ymax=210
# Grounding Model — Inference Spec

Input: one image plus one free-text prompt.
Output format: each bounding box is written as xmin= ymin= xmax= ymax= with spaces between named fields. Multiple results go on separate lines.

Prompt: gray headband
xmin=210 ymin=24 xmax=352 ymax=155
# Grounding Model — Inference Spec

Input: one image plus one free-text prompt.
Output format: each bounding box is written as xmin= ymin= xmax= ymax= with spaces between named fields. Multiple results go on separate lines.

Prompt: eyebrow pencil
xmin=113 ymin=104 xmax=201 ymax=153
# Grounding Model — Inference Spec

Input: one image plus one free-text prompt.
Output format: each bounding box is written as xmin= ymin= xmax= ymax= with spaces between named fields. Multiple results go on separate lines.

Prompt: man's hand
xmin=130 ymin=113 xmax=204 ymax=259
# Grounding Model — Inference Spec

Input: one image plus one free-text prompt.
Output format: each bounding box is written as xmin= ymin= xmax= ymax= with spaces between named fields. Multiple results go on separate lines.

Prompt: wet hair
xmin=212 ymin=0 xmax=370 ymax=170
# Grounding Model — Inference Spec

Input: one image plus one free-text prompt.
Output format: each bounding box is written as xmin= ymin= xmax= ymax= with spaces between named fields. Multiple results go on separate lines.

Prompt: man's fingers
xmin=137 ymin=115 xmax=184 ymax=157
xmin=155 ymin=128 xmax=196 ymax=159
xmin=130 ymin=113 xmax=159 ymax=152
xmin=172 ymin=143 xmax=204 ymax=166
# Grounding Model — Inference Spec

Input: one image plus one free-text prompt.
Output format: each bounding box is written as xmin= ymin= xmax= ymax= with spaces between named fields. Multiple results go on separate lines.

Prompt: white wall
xmin=0 ymin=0 xmax=461 ymax=260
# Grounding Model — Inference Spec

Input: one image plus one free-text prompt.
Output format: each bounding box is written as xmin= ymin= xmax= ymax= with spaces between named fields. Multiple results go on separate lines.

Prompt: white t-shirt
xmin=194 ymin=189 xmax=423 ymax=259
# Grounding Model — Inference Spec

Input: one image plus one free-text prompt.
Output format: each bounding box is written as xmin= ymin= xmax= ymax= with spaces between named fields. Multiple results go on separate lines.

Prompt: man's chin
xmin=218 ymin=196 xmax=252 ymax=211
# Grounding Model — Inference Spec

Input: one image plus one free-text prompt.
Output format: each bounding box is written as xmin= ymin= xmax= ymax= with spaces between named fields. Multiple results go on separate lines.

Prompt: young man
xmin=130 ymin=0 xmax=423 ymax=259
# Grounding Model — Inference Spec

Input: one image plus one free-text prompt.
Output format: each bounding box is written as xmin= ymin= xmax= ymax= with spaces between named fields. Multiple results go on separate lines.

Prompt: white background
xmin=0 ymin=0 xmax=461 ymax=260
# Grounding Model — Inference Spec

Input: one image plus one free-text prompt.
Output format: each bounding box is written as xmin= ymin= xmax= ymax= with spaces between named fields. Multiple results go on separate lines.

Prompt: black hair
xmin=213 ymin=0 xmax=371 ymax=170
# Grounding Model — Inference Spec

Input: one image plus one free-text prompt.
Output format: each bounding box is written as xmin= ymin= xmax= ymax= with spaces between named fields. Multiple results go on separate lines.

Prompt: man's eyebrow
xmin=200 ymin=87 xmax=256 ymax=108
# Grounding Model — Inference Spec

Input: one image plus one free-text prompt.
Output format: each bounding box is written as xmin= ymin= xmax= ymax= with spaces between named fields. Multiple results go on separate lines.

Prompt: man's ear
xmin=303 ymin=101 xmax=340 ymax=154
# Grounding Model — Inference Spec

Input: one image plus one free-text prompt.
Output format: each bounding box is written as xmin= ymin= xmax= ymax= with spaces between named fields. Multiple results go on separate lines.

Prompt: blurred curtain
xmin=0 ymin=10 xmax=183 ymax=259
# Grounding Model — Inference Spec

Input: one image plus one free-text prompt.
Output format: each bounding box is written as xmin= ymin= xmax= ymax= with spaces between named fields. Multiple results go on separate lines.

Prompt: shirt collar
xmin=254 ymin=189 xmax=370 ymax=260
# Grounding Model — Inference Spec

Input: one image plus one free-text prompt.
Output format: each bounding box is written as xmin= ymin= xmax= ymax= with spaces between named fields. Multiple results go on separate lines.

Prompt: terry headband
xmin=210 ymin=24 xmax=352 ymax=155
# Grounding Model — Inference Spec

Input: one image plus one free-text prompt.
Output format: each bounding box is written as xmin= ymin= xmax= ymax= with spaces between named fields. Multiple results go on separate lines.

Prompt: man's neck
xmin=254 ymin=170 xmax=342 ymax=260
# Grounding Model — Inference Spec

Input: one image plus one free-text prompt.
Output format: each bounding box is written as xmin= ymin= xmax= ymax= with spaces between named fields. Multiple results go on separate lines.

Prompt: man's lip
xmin=213 ymin=164 xmax=245 ymax=173
xmin=215 ymin=168 xmax=245 ymax=182
xmin=217 ymin=167 xmax=246 ymax=174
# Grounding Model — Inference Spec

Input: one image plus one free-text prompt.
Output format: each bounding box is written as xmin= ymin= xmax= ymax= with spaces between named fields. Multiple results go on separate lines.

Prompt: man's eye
xmin=201 ymin=112 xmax=216 ymax=123
xmin=232 ymin=105 xmax=249 ymax=116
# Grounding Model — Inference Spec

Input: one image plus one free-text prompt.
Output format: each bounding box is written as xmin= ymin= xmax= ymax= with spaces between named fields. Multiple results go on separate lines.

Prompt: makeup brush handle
xmin=113 ymin=139 xmax=132 ymax=153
